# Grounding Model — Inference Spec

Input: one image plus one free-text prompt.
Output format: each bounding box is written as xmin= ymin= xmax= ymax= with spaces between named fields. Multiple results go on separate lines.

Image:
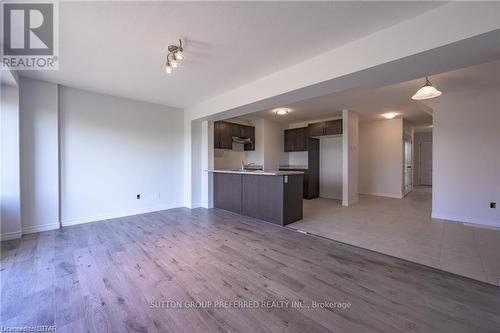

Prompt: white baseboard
xmin=463 ymin=223 xmax=500 ymax=231
xmin=359 ymin=191 xmax=404 ymax=199
xmin=61 ymin=202 xmax=183 ymax=227
xmin=431 ymin=213 xmax=500 ymax=229
xmin=342 ymin=197 xmax=359 ymax=207
xmin=22 ymin=222 xmax=60 ymax=234
xmin=0 ymin=230 xmax=22 ymax=241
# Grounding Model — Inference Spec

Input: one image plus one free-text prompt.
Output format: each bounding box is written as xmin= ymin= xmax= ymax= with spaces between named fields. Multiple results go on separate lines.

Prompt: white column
xmin=201 ymin=120 xmax=214 ymax=208
xmin=342 ymin=109 xmax=359 ymax=206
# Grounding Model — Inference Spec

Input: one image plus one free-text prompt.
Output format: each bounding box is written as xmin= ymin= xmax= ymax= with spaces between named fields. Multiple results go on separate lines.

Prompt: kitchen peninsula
xmin=208 ymin=170 xmax=303 ymax=225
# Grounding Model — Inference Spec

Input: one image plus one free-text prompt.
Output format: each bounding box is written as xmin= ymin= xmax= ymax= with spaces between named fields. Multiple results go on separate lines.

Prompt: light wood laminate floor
xmin=291 ymin=187 xmax=500 ymax=286
xmin=1 ymin=208 xmax=499 ymax=332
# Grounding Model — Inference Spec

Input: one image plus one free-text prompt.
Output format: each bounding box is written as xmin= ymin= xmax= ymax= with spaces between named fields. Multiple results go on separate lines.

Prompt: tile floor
xmin=289 ymin=187 xmax=500 ymax=286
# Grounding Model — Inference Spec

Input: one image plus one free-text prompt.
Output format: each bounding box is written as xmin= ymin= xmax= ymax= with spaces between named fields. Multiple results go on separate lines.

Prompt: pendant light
xmin=411 ymin=76 xmax=442 ymax=100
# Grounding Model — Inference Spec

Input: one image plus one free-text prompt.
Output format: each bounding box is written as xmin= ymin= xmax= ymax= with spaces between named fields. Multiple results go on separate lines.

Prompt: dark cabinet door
xmin=307 ymin=138 xmax=320 ymax=199
xmin=231 ymin=123 xmax=242 ymax=138
xmin=221 ymin=122 xmax=234 ymax=149
xmin=307 ymin=122 xmax=326 ymax=137
xmin=214 ymin=121 xmax=224 ymax=149
xmin=295 ymin=127 xmax=308 ymax=151
xmin=214 ymin=173 xmax=242 ymax=214
xmin=243 ymin=125 xmax=255 ymax=151
xmin=214 ymin=121 xmax=233 ymax=149
xmin=284 ymin=128 xmax=307 ymax=152
xmin=284 ymin=129 xmax=294 ymax=152
xmin=215 ymin=121 xmax=255 ymax=150
xmin=325 ymin=119 xmax=343 ymax=135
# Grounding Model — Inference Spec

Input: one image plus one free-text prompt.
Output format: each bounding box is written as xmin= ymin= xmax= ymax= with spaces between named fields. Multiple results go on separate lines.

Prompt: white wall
xmin=359 ymin=118 xmax=403 ymax=198
xmin=59 ymin=86 xmax=184 ymax=225
xmin=19 ymin=78 xmax=60 ymax=234
xmin=288 ymin=151 xmax=308 ymax=166
xmin=262 ymin=119 xmax=287 ymax=170
xmin=320 ymin=136 xmax=343 ymax=200
xmin=428 ymin=86 xmax=500 ymax=227
xmin=0 ymin=82 xmax=21 ymax=240
xmin=214 ymin=147 xmax=245 ymax=169
xmin=245 ymin=118 xmax=264 ymax=165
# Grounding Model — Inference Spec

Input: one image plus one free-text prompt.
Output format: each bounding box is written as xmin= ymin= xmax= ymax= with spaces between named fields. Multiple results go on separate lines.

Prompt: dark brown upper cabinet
xmin=284 ymin=127 xmax=308 ymax=152
xmin=214 ymin=121 xmax=233 ymax=150
xmin=243 ymin=125 xmax=255 ymax=151
xmin=307 ymin=119 xmax=343 ymax=137
xmin=307 ymin=122 xmax=326 ymax=137
xmin=214 ymin=121 xmax=255 ymax=151
xmin=325 ymin=119 xmax=343 ymax=135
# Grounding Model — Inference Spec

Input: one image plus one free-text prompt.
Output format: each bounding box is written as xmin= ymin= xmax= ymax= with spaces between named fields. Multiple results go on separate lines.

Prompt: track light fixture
xmin=165 ymin=39 xmax=184 ymax=75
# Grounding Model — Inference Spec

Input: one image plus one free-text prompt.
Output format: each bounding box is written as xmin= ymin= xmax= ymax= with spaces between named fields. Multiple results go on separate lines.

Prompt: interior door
xmin=404 ymin=138 xmax=412 ymax=195
xmin=419 ymin=141 xmax=433 ymax=185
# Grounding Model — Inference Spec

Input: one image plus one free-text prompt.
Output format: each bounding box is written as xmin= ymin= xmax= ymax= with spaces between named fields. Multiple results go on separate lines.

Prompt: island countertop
xmin=207 ymin=169 xmax=304 ymax=176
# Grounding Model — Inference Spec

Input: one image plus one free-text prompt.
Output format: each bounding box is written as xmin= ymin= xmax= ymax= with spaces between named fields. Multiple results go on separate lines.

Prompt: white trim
xmin=432 ymin=213 xmax=500 ymax=228
xmin=342 ymin=197 xmax=359 ymax=207
xmin=0 ymin=230 xmax=22 ymax=241
xmin=358 ymin=192 xmax=404 ymax=199
xmin=61 ymin=203 xmax=183 ymax=227
xmin=22 ymin=222 xmax=60 ymax=235
xmin=463 ymin=223 xmax=500 ymax=232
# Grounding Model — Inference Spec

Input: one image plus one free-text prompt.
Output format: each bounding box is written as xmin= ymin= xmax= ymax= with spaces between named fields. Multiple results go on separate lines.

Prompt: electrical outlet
xmin=490 ymin=202 xmax=496 ymax=209
xmin=137 ymin=194 xmax=141 ymax=200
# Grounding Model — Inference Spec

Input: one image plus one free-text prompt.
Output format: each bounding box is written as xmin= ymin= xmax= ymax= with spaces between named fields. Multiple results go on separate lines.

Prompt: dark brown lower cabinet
xmin=280 ymin=138 xmax=319 ymax=199
xmin=307 ymin=138 xmax=320 ymax=199
xmin=213 ymin=173 xmax=242 ymax=214
xmin=212 ymin=172 xmax=303 ymax=226
xmin=279 ymin=169 xmax=310 ymax=199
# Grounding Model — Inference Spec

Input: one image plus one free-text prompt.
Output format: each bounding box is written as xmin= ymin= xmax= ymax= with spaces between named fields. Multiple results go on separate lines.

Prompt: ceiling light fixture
xmin=383 ymin=112 xmax=398 ymax=119
xmin=411 ymin=76 xmax=442 ymax=100
xmin=165 ymin=39 xmax=184 ymax=75
xmin=274 ymin=108 xmax=289 ymax=115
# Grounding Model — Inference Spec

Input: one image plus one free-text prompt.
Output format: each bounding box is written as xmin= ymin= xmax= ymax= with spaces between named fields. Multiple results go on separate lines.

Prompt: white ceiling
xmin=241 ymin=59 xmax=500 ymax=126
xmin=19 ymin=1 xmax=444 ymax=108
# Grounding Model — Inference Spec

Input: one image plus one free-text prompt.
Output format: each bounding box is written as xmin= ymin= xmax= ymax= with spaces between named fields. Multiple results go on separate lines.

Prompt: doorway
xmin=414 ymin=131 xmax=433 ymax=186
xmin=404 ymin=135 xmax=413 ymax=195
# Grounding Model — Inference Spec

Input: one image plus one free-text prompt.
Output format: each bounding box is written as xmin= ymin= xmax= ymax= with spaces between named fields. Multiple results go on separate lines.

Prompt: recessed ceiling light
xmin=274 ymin=108 xmax=289 ymax=115
xmin=383 ymin=112 xmax=398 ymax=119
xmin=411 ymin=76 xmax=442 ymax=100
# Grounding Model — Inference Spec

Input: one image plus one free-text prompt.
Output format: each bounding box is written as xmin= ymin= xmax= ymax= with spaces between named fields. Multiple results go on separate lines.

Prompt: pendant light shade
xmin=412 ymin=76 xmax=442 ymax=100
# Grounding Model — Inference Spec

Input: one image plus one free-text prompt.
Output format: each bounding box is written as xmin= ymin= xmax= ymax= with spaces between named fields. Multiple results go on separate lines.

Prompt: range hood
xmin=232 ymin=136 xmax=252 ymax=144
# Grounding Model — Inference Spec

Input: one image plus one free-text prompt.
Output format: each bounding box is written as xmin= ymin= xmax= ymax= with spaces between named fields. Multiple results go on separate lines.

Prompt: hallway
xmin=290 ymin=187 xmax=500 ymax=286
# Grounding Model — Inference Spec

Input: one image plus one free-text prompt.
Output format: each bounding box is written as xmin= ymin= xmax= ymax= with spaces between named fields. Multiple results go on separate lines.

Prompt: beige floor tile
xmin=439 ymin=248 xmax=488 ymax=282
xmin=289 ymin=186 xmax=500 ymax=286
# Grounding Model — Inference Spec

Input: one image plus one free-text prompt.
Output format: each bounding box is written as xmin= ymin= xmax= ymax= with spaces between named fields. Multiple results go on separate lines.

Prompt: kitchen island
xmin=208 ymin=170 xmax=303 ymax=226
